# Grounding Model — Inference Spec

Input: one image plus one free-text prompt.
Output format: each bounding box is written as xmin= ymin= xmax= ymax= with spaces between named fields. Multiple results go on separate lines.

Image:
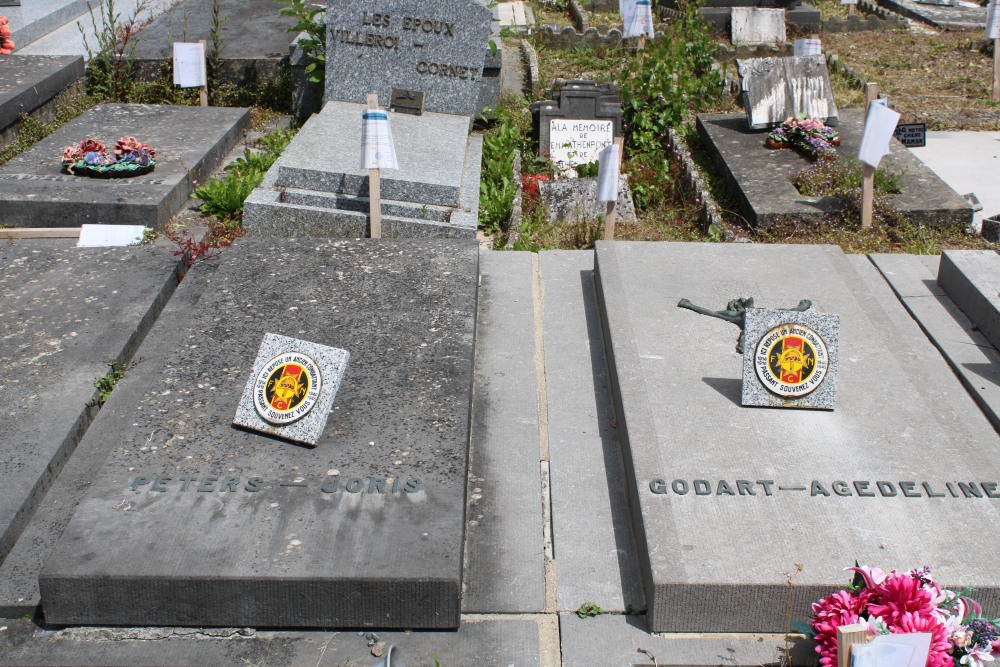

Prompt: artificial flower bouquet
xmin=0 ymin=17 xmax=14 ymax=55
xmin=61 ymin=137 xmax=157 ymax=178
xmin=810 ymin=565 xmax=1000 ymax=667
xmin=766 ymin=114 xmax=840 ymax=160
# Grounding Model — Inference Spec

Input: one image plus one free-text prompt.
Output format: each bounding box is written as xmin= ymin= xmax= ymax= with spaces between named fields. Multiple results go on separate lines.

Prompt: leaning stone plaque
xmin=741 ymin=308 xmax=840 ymax=409
xmin=325 ymin=0 xmax=492 ymax=116
xmin=233 ymin=333 xmax=349 ymax=446
xmin=737 ymin=56 xmax=838 ymax=130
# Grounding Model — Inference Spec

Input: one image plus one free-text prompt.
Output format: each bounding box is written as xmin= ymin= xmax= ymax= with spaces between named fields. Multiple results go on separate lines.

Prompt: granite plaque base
xmin=697 ymin=109 xmax=974 ymax=228
xmin=40 ymin=238 xmax=478 ymax=629
xmin=0 ymin=104 xmax=249 ymax=229
xmin=595 ymin=241 xmax=1000 ymax=633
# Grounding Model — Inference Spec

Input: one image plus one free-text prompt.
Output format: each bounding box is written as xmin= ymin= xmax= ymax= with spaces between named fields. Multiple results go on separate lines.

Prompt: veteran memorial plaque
xmin=325 ymin=0 xmax=492 ymax=116
xmin=233 ymin=333 xmax=349 ymax=446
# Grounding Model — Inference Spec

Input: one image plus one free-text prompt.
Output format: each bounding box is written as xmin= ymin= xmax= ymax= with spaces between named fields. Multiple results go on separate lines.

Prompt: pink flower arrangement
xmin=62 ymin=138 xmax=106 ymax=165
xmin=766 ymin=114 xmax=840 ymax=159
xmin=810 ymin=566 xmax=1000 ymax=667
xmin=113 ymin=136 xmax=157 ymax=159
xmin=0 ymin=17 xmax=14 ymax=55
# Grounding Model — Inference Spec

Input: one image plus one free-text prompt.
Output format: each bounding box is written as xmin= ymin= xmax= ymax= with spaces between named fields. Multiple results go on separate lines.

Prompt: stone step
xmin=937 ymin=249 xmax=1000 ymax=352
xmin=280 ymin=187 xmax=454 ymax=223
xmin=594 ymin=240 xmax=1000 ymax=633
xmin=39 ymin=238 xmax=479 ymax=629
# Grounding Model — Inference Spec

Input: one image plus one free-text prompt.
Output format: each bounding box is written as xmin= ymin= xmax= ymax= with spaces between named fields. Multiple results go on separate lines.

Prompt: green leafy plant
xmin=577 ymin=601 xmax=604 ymax=618
xmin=79 ymin=0 xmax=151 ymax=101
xmin=278 ymin=0 xmax=326 ymax=84
xmin=207 ymin=0 xmax=227 ymax=101
xmin=93 ymin=360 xmax=137 ymax=406
xmin=574 ymin=160 xmax=599 ymax=178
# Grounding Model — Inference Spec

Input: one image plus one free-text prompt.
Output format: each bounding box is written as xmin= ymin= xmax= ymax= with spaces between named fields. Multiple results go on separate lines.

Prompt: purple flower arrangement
xmin=767 ymin=114 xmax=840 ymax=160
xmin=61 ymin=137 xmax=157 ymax=177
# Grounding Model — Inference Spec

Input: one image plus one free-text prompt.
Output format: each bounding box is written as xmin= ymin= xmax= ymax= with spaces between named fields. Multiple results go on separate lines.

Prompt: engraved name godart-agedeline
xmin=330 ymin=11 xmax=482 ymax=81
xmin=648 ymin=478 xmax=1000 ymax=500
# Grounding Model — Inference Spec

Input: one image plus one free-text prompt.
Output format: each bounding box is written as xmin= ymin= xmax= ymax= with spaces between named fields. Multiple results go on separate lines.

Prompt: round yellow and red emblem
xmin=253 ymin=352 xmax=322 ymax=425
xmin=753 ymin=323 xmax=829 ymax=398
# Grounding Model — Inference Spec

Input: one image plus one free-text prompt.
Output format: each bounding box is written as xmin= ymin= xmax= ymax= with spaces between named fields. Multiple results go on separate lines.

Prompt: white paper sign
xmin=852 ymin=634 xmax=931 ymax=667
xmin=858 ymin=102 xmax=901 ymax=168
xmin=841 ymin=0 xmax=858 ymax=5
xmin=622 ymin=0 xmax=654 ymax=39
xmin=987 ymin=1 xmax=1000 ymax=39
xmin=550 ymin=119 xmax=614 ymax=176
xmin=360 ymin=109 xmax=399 ymax=170
xmin=77 ymin=224 xmax=146 ymax=247
xmin=793 ymin=38 xmax=822 ymax=57
xmin=596 ymin=143 xmax=620 ymax=202
xmin=172 ymin=42 xmax=206 ymax=88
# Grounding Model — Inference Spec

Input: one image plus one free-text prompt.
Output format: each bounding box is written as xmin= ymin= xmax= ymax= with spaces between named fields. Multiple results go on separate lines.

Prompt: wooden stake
xmin=993 ymin=37 xmax=999 ymax=102
xmin=837 ymin=623 xmax=870 ymax=667
xmin=198 ymin=39 xmax=209 ymax=107
xmin=0 ymin=227 xmax=81 ymax=239
xmin=848 ymin=3 xmax=856 ymax=16
xmin=861 ymin=82 xmax=878 ymax=229
xmin=366 ymin=93 xmax=382 ymax=239
xmin=603 ymin=136 xmax=625 ymax=241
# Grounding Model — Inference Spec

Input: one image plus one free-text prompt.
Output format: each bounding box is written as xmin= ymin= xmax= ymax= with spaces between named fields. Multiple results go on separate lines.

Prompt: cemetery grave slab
xmin=132 ymin=0 xmax=297 ymax=87
xmin=937 ymin=250 xmax=1000 ymax=352
xmin=0 ymin=104 xmax=250 ymax=229
xmin=0 ymin=56 xmax=83 ymax=134
xmin=324 ymin=0 xmax=493 ymax=117
xmin=594 ymin=241 xmax=1000 ymax=633
xmin=870 ymin=252 xmax=1000 ymax=434
xmin=4 ymin=0 xmax=91 ymax=51
xmin=697 ymin=108 xmax=973 ymax=228
xmin=874 ymin=0 xmax=986 ymax=29
xmin=40 ymin=237 xmax=479 ymax=629
xmin=0 ymin=241 xmax=182 ymax=607
xmin=243 ymin=101 xmax=480 ymax=238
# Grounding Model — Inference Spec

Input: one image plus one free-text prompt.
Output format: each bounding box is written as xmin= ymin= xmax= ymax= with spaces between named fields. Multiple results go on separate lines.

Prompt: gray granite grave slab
xmin=0 ymin=616 xmax=541 ymax=666
xmin=0 ymin=254 xmax=214 ymax=618
xmin=594 ymin=241 xmax=1000 ymax=633
xmin=697 ymin=108 xmax=974 ymax=228
xmin=875 ymin=0 xmax=985 ymax=28
xmin=539 ymin=250 xmax=644 ymax=613
xmin=737 ymin=55 xmax=837 ymax=129
xmin=0 ymin=56 xmax=83 ymax=135
xmin=0 ymin=104 xmax=249 ymax=229
xmin=937 ymin=250 xmax=1000 ymax=352
xmin=463 ymin=251 xmax=546 ymax=613
xmin=870 ymin=252 xmax=1000 ymax=434
xmin=560 ymin=615 xmax=816 ymax=666
xmin=4 ymin=0 xmax=91 ymax=51
xmin=740 ymin=308 xmax=840 ymax=409
xmin=0 ymin=241 xmax=182 ymax=604
xmin=731 ymin=7 xmax=787 ymax=45
xmin=325 ymin=0 xmax=492 ymax=116
xmin=40 ymin=238 xmax=478 ymax=629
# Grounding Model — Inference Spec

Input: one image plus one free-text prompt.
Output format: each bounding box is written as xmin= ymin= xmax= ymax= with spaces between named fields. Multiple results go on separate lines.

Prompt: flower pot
xmin=765 ymin=138 xmax=789 ymax=150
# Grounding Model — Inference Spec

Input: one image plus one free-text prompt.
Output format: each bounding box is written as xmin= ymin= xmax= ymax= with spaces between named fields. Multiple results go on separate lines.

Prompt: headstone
xmin=233 ymin=333 xmax=350 ymax=446
xmin=0 ymin=104 xmax=250 ymax=229
xmin=324 ymin=0 xmax=492 ymax=117
xmin=730 ymin=8 xmax=787 ymax=46
xmin=531 ymin=80 xmax=623 ymax=172
xmin=40 ymin=237 xmax=479 ymax=629
xmin=740 ymin=308 xmax=840 ymax=409
xmin=737 ymin=55 xmax=838 ymax=130
xmin=595 ymin=241 xmax=1000 ymax=633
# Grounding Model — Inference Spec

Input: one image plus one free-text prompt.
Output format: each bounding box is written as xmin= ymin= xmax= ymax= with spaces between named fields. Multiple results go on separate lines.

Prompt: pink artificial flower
xmin=811 ymin=589 xmax=875 ymax=667
xmin=868 ymin=574 xmax=937 ymax=625
xmin=846 ymin=566 xmax=889 ymax=590
xmin=893 ymin=612 xmax=953 ymax=667
xmin=798 ymin=117 xmax=824 ymax=132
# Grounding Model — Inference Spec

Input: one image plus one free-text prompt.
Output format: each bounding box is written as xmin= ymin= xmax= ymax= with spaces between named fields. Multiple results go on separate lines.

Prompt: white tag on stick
xmin=622 ymin=0 xmax=654 ymax=38
xmin=596 ymin=143 xmax=620 ymax=203
xmin=173 ymin=42 xmax=207 ymax=88
xmin=858 ymin=102 xmax=901 ymax=168
xmin=987 ymin=0 xmax=1000 ymax=39
xmin=360 ymin=109 xmax=399 ymax=171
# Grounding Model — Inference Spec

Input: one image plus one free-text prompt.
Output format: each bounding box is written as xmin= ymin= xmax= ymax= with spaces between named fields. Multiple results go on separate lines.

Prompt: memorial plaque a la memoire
xmin=233 ymin=333 xmax=349 ymax=446
xmin=741 ymin=308 xmax=840 ymax=410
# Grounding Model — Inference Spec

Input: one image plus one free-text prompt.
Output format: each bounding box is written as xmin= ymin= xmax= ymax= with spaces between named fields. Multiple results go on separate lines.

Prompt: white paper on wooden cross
xmin=622 ymin=0 xmax=654 ymax=38
xmin=596 ymin=143 xmax=620 ymax=203
xmin=360 ymin=109 xmax=399 ymax=170
xmin=858 ymin=102 xmax=901 ymax=168
xmin=793 ymin=38 xmax=822 ymax=57
xmin=172 ymin=42 xmax=207 ymax=88
xmin=987 ymin=0 xmax=1000 ymax=39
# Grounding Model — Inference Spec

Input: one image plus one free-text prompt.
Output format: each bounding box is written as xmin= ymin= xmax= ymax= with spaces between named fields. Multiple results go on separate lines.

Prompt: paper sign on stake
xmin=173 ymin=42 xmax=207 ymax=88
xmin=987 ymin=0 xmax=1000 ymax=39
xmin=622 ymin=0 xmax=654 ymax=38
xmin=851 ymin=633 xmax=931 ymax=667
xmin=360 ymin=110 xmax=399 ymax=171
xmin=793 ymin=38 xmax=822 ymax=57
xmin=858 ymin=102 xmax=900 ymax=168
xmin=77 ymin=224 xmax=146 ymax=247
xmin=840 ymin=0 xmax=858 ymax=5
xmin=596 ymin=143 xmax=620 ymax=203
